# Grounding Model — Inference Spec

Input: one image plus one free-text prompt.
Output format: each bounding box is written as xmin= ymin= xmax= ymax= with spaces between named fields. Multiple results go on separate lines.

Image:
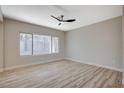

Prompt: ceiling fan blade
xmin=63 ymin=19 xmax=76 ymax=22
xmin=51 ymin=15 xmax=61 ymax=21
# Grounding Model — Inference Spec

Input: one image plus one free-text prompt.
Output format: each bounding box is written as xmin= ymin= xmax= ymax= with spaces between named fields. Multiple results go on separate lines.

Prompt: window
xmin=33 ymin=35 xmax=51 ymax=55
xmin=20 ymin=33 xmax=33 ymax=55
xmin=52 ymin=37 xmax=59 ymax=53
xmin=20 ymin=33 xmax=59 ymax=56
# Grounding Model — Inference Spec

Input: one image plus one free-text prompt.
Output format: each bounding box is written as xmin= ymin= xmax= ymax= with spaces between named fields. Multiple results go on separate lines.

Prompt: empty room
xmin=0 ymin=5 xmax=124 ymax=88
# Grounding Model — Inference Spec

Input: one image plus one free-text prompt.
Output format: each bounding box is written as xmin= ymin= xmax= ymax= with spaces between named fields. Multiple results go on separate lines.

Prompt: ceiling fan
xmin=51 ymin=15 xmax=76 ymax=26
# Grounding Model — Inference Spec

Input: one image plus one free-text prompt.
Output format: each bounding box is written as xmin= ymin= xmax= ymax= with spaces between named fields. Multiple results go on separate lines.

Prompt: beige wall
xmin=4 ymin=18 xmax=65 ymax=69
xmin=0 ymin=8 xmax=3 ymax=22
xmin=0 ymin=21 xmax=3 ymax=71
xmin=65 ymin=16 xmax=122 ymax=71
xmin=122 ymin=6 xmax=124 ymax=84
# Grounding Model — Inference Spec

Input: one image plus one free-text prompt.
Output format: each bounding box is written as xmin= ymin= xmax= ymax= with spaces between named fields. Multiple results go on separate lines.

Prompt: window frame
xmin=33 ymin=34 xmax=52 ymax=56
xmin=19 ymin=32 xmax=60 ymax=56
xmin=51 ymin=36 xmax=60 ymax=54
xmin=19 ymin=32 xmax=33 ymax=56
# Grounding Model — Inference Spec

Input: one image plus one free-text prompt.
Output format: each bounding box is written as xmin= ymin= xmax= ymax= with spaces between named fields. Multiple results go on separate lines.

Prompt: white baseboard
xmin=5 ymin=58 xmax=64 ymax=71
xmin=66 ymin=58 xmax=122 ymax=72
xmin=2 ymin=58 xmax=123 ymax=72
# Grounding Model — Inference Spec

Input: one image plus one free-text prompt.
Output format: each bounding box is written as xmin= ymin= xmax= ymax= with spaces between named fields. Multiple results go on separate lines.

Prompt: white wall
xmin=0 ymin=21 xmax=3 ymax=72
xmin=4 ymin=18 xmax=65 ymax=69
xmin=65 ymin=16 xmax=122 ymax=71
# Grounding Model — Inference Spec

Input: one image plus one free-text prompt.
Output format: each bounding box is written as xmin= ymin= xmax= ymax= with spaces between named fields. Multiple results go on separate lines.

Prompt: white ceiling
xmin=0 ymin=5 xmax=123 ymax=31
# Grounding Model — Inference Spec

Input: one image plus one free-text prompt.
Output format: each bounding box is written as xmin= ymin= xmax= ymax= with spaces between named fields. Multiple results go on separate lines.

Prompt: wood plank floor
xmin=0 ymin=60 xmax=122 ymax=88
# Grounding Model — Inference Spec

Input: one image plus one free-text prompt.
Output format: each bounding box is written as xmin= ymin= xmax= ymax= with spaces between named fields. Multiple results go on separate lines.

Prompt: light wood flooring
xmin=0 ymin=60 xmax=123 ymax=88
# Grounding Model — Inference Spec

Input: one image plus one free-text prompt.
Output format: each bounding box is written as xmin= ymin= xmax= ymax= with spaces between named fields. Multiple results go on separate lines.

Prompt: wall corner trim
xmin=122 ymin=79 xmax=124 ymax=85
